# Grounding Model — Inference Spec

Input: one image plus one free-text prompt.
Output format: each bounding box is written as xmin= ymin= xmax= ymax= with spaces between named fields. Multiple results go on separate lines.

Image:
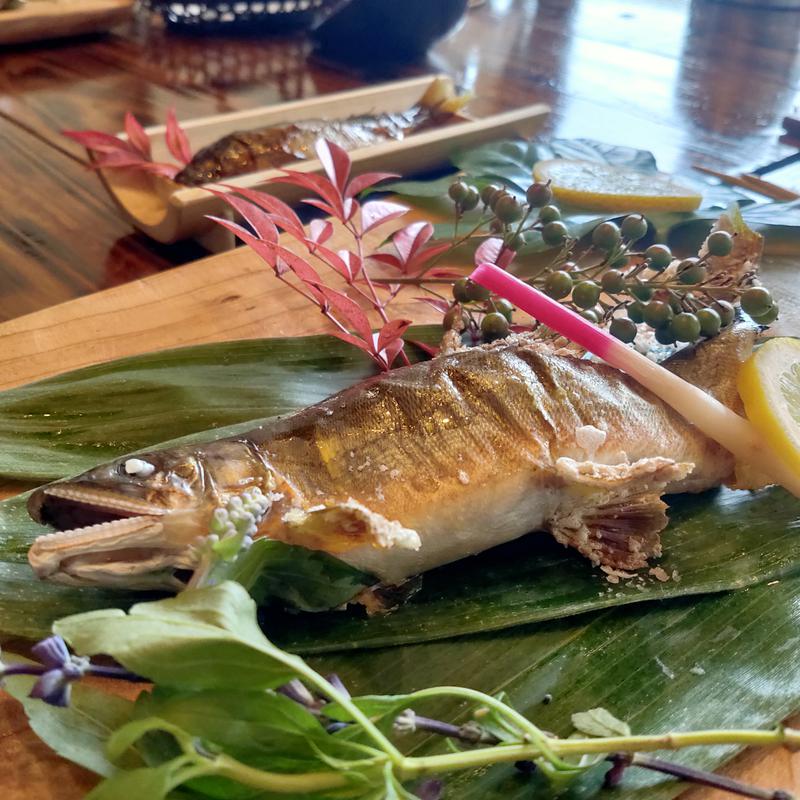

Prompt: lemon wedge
xmin=532 ymin=159 xmax=702 ymax=212
xmin=738 ymin=337 xmax=800 ymax=474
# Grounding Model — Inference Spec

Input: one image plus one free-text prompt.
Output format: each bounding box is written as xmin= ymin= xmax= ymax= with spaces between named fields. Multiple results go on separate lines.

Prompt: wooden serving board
xmin=0 ymin=0 xmax=132 ymax=46
xmin=1 ymin=220 xmax=800 ymax=798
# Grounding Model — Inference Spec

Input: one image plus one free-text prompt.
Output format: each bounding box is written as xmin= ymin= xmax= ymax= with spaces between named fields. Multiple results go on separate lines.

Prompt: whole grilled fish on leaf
xmin=28 ymin=322 xmax=761 ymax=595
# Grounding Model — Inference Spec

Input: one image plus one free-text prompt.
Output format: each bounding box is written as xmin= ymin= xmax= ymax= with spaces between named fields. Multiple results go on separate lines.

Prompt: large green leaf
xmin=0 ymin=335 xmax=402 ymax=482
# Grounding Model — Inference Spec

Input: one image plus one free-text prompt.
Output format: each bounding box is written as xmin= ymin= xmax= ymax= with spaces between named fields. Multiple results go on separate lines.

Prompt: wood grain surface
xmin=0 ymin=0 xmax=133 ymax=46
xmin=1 ymin=0 xmax=800 ymax=797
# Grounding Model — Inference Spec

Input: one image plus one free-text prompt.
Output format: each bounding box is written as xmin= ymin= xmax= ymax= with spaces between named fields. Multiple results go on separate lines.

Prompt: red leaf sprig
xmin=206 ymin=139 xmax=474 ymax=371
xmin=64 ymin=109 xmax=193 ymax=180
xmin=209 ymin=140 xmax=440 ymax=370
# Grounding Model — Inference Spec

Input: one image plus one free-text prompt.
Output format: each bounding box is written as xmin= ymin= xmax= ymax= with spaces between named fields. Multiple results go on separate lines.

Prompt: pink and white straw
xmin=470 ymin=262 xmax=800 ymax=498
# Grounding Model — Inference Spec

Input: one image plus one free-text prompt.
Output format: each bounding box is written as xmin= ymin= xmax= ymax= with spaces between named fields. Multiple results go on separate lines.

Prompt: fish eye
xmin=121 ymin=458 xmax=156 ymax=478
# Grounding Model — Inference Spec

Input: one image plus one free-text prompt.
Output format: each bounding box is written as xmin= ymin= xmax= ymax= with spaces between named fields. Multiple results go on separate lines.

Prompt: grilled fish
xmin=174 ymin=106 xmax=453 ymax=186
xmin=27 ymin=323 xmax=761 ymax=592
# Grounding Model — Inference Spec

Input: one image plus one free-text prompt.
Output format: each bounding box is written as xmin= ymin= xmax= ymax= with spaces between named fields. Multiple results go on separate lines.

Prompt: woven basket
xmin=153 ymin=0 xmax=340 ymax=34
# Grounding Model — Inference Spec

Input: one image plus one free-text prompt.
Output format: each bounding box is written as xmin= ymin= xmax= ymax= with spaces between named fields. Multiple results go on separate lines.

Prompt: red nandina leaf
xmin=165 ymin=109 xmax=193 ymax=165
xmin=382 ymin=337 xmax=406 ymax=368
xmin=124 ymin=112 xmax=151 ymax=159
xmin=208 ymin=190 xmax=279 ymax=244
xmin=307 ymin=243 xmax=354 ymax=283
xmin=345 ymin=171 xmax=400 ymax=199
xmin=63 ymin=129 xmax=137 ymax=154
xmin=301 ymin=198 xmax=339 ymax=218
xmin=496 ymin=247 xmax=515 ymax=269
xmin=412 ymin=297 xmax=451 ymax=313
xmin=426 ymin=267 xmax=464 ymax=279
xmin=344 ymin=197 xmax=358 ymax=222
xmin=361 ymin=200 xmax=409 ymax=235
xmin=313 ymin=285 xmax=373 ymax=343
xmin=474 ymin=237 xmax=504 ymax=267
xmin=393 ymin=221 xmax=434 ymax=266
xmin=369 ymin=252 xmax=404 ymax=271
xmin=308 ymin=218 xmax=334 ymax=246
xmin=207 ymin=216 xmax=278 ymax=268
xmin=339 ymin=250 xmax=363 ymax=281
xmin=222 ymin=185 xmax=306 ymax=240
xmin=377 ymin=318 xmax=412 ymax=353
xmin=408 ymin=339 xmax=440 ymax=357
xmin=138 ymin=162 xmax=181 ymax=179
xmin=275 ymin=246 xmax=325 ymax=289
xmin=407 ymin=242 xmax=452 ymax=274
xmin=405 ymin=242 xmax=452 ymax=274
xmin=315 ymin=139 xmax=350 ymax=196
xmin=90 ymin=152 xmax=152 ymax=169
xmin=329 ymin=330 xmax=375 ymax=354
xmin=271 ymin=172 xmax=344 ymax=220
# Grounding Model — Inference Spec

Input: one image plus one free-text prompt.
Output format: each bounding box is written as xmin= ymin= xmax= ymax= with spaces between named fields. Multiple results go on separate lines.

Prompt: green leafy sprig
xmin=4 ymin=582 xmax=799 ymax=800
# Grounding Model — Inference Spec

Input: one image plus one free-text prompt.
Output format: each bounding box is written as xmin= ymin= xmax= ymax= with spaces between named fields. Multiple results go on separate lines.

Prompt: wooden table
xmin=2 ymin=0 xmax=800 ymax=797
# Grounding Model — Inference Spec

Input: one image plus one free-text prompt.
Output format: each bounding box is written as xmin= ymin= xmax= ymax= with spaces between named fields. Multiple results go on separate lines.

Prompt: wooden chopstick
xmin=692 ymin=164 xmax=800 ymax=201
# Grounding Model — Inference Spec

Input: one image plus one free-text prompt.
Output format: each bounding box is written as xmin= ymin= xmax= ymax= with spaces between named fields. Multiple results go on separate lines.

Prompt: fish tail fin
xmin=548 ymin=457 xmax=693 ymax=571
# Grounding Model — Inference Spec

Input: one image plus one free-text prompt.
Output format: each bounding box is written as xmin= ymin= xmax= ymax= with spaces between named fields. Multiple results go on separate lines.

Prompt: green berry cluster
xmin=447 ymin=277 xmax=515 ymax=342
xmin=443 ymin=178 xmax=778 ymax=348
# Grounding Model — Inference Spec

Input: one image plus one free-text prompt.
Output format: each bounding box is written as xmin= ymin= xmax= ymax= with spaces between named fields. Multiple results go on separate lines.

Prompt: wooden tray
xmin=0 ymin=0 xmax=132 ymax=45
xmin=93 ymin=74 xmax=549 ymax=251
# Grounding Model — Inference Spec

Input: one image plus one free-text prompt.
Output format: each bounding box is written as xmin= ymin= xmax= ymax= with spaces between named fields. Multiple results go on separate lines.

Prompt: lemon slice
xmin=738 ymin=337 xmax=800 ymax=474
xmin=532 ymin=159 xmax=702 ymax=212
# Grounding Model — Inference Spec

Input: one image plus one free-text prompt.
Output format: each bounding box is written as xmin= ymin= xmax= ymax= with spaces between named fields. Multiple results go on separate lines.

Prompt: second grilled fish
xmin=174 ymin=106 xmax=452 ymax=186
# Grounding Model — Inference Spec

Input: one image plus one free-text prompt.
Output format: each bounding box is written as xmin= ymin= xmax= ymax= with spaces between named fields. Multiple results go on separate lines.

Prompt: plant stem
xmin=214 ymin=752 xmax=354 ymax=794
xmin=627 ymin=753 xmax=794 ymax=800
xmin=399 ymin=727 xmax=800 ymax=780
xmin=404 ymin=686 xmax=569 ymax=770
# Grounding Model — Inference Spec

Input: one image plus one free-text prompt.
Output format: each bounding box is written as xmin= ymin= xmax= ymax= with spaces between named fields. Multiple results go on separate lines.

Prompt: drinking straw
xmin=471 ymin=262 xmax=800 ymax=497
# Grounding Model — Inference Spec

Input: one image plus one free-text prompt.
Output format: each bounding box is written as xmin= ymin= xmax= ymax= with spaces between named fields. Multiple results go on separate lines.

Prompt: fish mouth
xmin=27 ymin=484 xmax=198 ymax=589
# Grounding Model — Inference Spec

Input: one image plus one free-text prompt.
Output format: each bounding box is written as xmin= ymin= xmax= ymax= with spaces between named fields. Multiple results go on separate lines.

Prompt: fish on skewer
xmin=174 ymin=104 xmax=458 ymax=186
xmin=27 ymin=321 xmax=763 ymax=595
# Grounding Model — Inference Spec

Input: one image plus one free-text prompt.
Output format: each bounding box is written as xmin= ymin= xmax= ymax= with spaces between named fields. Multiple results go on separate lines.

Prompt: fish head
xmin=27 ymin=440 xmax=272 ymax=589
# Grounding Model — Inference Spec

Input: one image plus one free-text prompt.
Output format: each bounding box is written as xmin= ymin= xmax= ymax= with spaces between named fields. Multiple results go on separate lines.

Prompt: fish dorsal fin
xmin=662 ymin=320 xmax=758 ymax=412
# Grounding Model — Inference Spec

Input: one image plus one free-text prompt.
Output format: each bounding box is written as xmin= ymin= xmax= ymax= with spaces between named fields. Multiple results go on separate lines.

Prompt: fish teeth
xmin=34 ymin=515 xmax=161 ymax=542
xmin=43 ymin=484 xmax=166 ymax=516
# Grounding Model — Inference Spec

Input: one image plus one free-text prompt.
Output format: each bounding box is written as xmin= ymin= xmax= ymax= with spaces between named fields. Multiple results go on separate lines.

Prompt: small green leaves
xmin=571 ymin=707 xmax=631 ymax=738
xmin=55 ymin=582 xmax=302 ymax=692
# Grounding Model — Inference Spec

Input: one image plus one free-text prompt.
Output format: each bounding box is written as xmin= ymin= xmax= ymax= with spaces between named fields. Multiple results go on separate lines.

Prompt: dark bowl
xmin=311 ymin=0 xmax=469 ymax=64
xmin=152 ymin=0 xmax=340 ymax=35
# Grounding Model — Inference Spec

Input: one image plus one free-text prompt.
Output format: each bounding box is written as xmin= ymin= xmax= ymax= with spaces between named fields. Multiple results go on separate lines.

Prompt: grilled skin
xmin=174 ymin=106 xmax=448 ymax=186
xmin=28 ymin=325 xmax=757 ymax=590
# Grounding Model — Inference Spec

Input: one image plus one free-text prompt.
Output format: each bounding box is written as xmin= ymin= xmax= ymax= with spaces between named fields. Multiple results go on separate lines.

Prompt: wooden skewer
xmin=692 ymin=164 xmax=800 ymax=201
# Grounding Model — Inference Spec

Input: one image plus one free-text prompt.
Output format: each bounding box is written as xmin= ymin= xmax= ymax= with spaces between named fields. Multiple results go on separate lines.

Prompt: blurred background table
xmin=1 ymin=0 xmax=800 ymax=797
xmin=1 ymin=0 xmax=799 ymax=322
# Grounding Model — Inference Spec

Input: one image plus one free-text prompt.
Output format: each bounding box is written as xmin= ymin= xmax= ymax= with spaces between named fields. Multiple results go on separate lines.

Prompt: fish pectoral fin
xmin=547 ymin=457 xmax=694 ymax=571
xmin=274 ymin=498 xmax=421 ymax=555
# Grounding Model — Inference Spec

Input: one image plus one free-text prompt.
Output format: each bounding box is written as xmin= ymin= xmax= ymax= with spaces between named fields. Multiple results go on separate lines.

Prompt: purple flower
xmin=25 ymin=637 xmax=90 ymax=707
xmin=31 ymin=636 xmax=70 ymax=669
xmin=415 ymin=779 xmax=443 ymax=800
xmin=29 ymin=669 xmax=74 ymax=707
